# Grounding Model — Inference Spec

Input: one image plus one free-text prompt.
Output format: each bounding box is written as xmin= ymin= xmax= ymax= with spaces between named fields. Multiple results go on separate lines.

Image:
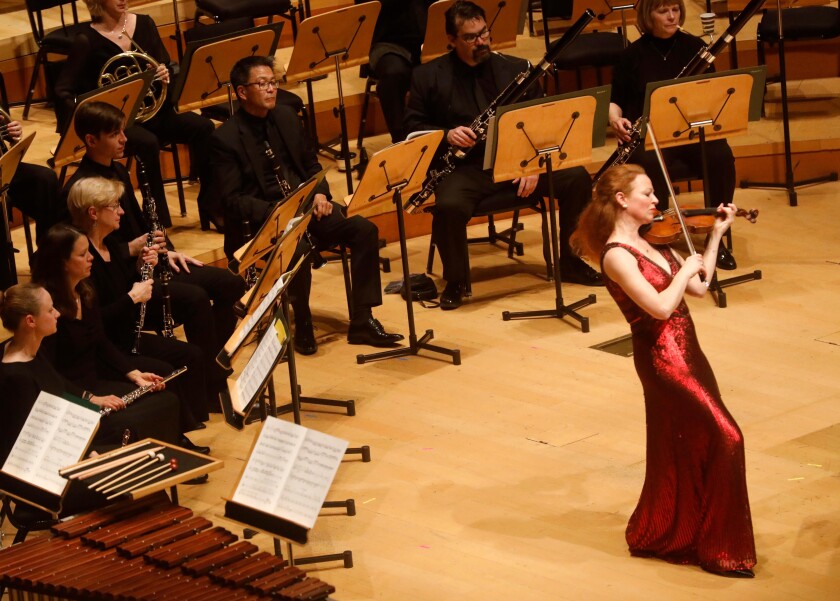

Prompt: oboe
xmin=101 ymin=367 xmax=188 ymax=415
xmin=592 ymin=0 xmax=767 ymax=184
xmin=404 ymin=9 xmax=595 ymax=213
xmin=135 ymin=158 xmax=175 ymax=339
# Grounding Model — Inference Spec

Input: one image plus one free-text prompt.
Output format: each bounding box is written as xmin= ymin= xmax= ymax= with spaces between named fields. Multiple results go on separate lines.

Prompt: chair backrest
xmin=542 ymin=0 xmax=637 ymax=36
xmin=25 ymin=0 xmax=80 ymax=42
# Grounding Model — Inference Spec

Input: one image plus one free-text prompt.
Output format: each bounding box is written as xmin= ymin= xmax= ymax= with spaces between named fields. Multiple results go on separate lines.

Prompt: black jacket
xmin=209 ymin=105 xmax=330 ymax=257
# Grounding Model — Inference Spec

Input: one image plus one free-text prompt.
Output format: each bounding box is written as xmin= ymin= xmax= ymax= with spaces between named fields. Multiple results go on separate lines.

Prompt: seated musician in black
xmin=404 ymin=0 xmax=602 ymax=310
xmin=0 ymin=282 xmax=181 ymax=516
xmin=608 ymin=0 xmax=738 ymax=270
xmin=363 ymin=0 xmax=436 ymax=143
xmin=54 ymin=0 xmax=215 ymax=228
xmin=208 ymin=56 xmax=403 ymax=355
xmin=62 ymin=101 xmax=246 ymax=403
xmin=0 ymin=117 xmax=62 ymax=288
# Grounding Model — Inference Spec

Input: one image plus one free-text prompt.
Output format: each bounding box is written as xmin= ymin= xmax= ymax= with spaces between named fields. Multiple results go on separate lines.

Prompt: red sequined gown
xmin=601 ymin=242 xmax=756 ymax=572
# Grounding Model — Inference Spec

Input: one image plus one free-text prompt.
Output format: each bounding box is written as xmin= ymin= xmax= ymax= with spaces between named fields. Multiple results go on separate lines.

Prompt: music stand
xmin=493 ymin=91 xmax=607 ymax=330
xmin=350 ymin=131 xmax=461 ymax=365
xmin=283 ymin=2 xmax=380 ymax=194
xmin=643 ymin=69 xmax=764 ymax=307
xmin=739 ymin=0 xmax=839 ymax=206
xmin=228 ymin=171 xmax=326 ymax=278
xmin=420 ymin=0 xmax=522 ymax=64
xmin=169 ymin=23 xmax=284 ymax=115
xmin=0 ymin=133 xmax=35 ymax=287
xmin=51 ymin=72 xmax=152 ymax=172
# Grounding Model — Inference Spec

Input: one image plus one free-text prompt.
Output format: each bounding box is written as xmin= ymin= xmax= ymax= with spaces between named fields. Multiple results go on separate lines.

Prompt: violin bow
xmin=645 ymin=119 xmax=699 ymax=258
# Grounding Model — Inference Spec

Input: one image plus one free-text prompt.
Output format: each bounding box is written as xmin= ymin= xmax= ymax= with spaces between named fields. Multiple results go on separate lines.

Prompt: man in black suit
xmin=404 ymin=0 xmax=602 ymax=310
xmin=208 ymin=56 xmax=403 ymax=355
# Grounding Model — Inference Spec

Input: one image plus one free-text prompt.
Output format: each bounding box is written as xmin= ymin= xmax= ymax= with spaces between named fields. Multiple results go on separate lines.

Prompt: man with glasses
xmin=405 ymin=0 xmax=602 ymax=310
xmin=208 ymin=56 xmax=403 ymax=355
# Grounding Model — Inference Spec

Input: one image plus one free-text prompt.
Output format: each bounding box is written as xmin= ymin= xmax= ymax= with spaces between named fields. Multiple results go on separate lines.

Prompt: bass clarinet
xmin=592 ymin=0 xmax=767 ymax=184
xmin=135 ymin=158 xmax=175 ymax=341
xmin=404 ymin=9 xmax=596 ymax=213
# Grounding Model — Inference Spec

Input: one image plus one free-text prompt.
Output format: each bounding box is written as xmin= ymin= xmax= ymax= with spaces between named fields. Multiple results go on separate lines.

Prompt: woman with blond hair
xmin=572 ymin=164 xmax=756 ymax=578
xmin=607 ymin=0 xmax=737 ymax=270
xmin=66 ymin=177 xmax=211 ymax=448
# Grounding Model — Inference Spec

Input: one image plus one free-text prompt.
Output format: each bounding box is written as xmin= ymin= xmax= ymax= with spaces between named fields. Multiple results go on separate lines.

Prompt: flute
xmin=101 ymin=366 xmax=187 ymax=415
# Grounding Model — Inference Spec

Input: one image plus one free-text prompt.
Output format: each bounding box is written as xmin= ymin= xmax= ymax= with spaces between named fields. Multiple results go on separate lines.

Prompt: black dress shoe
xmin=440 ymin=282 xmax=464 ymax=310
xmin=184 ymin=474 xmax=209 ymax=485
xmin=716 ymin=245 xmax=737 ymax=270
xmin=702 ymin=566 xmax=755 ymax=578
xmin=348 ymin=316 xmax=404 ymax=347
xmin=191 ymin=422 xmax=207 ymax=430
xmin=561 ymin=257 xmax=605 ymax=286
xmin=179 ymin=435 xmax=211 ymax=455
xmin=293 ymin=320 xmax=317 ymax=355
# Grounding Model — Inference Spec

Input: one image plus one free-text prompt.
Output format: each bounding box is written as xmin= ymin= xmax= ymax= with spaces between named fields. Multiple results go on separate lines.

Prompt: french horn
xmin=98 ymin=51 xmax=167 ymax=122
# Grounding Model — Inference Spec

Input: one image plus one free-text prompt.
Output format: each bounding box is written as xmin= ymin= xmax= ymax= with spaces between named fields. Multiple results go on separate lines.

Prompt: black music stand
xmin=51 ymin=72 xmax=152 ymax=175
xmin=492 ymin=91 xmax=608 ymax=331
xmin=643 ymin=69 xmax=764 ymax=307
xmin=169 ymin=22 xmax=283 ymax=116
xmin=0 ymin=133 xmax=35 ymax=287
xmin=739 ymin=0 xmax=838 ymax=206
xmin=349 ymin=131 xmax=461 ymax=365
xmin=284 ymin=2 xmax=380 ymax=194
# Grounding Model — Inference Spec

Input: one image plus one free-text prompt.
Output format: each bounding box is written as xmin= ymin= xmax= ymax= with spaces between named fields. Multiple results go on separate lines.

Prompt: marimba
xmin=0 ymin=493 xmax=336 ymax=600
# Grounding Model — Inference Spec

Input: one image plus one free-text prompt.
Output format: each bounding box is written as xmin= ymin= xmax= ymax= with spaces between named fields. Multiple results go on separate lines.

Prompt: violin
xmin=643 ymin=206 xmax=759 ymax=245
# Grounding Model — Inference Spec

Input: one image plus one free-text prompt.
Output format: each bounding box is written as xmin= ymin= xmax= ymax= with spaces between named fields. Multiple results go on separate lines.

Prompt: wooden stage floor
xmin=3 ymin=3 xmax=840 ymax=598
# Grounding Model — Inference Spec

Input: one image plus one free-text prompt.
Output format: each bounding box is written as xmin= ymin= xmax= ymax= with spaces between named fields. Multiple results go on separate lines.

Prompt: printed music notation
xmin=226 ymin=270 xmax=293 ymax=359
xmin=232 ymin=416 xmax=348 ymax=530
xmin=229 ymin=316 xmax=287 ymax=414
xmin=2 ymin=391 xmax=100 ymax=496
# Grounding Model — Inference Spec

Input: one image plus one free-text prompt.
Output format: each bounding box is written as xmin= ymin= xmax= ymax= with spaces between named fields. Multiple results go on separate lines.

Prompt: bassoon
xmin=404 ymin=9 xmax=596 ymax=213
xmin=592 ymin=0 xmax=767 ymax=184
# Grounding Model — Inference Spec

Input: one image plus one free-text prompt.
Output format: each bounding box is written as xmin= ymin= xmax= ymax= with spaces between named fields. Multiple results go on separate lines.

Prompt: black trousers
xmin=105 ymin=335 xmax=208 ymax=430
xmin=124 ymin=107 xmax=214 ymax=227
xmin=88 ymin=372 xmax=182 ymax=445
xmin=288 ymin=202 xmax=383 ymax=322
xmin=372 ymin=52 xmax=413 ymax=143
xmin=1 ymin=162 xmax=63 ymax=289
xmin=627 ymin=139 xmax=735 ymax=210
xmin=432 ymin=164 xmax=592 ymax=284
xmin=143 ymin=267 xmax=242 ymax=409
xmin=8 ymin=162 xmax=62 ymax=244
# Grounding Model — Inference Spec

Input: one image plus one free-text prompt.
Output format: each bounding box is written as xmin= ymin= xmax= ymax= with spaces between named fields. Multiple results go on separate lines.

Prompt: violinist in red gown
xmin=571 ymin=164 xmax=757 ymax=577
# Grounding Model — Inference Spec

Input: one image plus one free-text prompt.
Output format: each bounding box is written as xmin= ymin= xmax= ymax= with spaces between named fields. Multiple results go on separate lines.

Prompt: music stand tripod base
xmin=709 ymin=268 xmax=763 ymax=309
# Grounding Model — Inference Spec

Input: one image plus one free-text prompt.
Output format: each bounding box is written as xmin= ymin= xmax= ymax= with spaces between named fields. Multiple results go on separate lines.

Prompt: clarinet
xmin=404 ymin=9 xmax=595 ymax=213
xmin=592 ymin=0 xmax=767 ymax=184
xmin=135 ymin=158 xmax=175 ymax=339
xmin=263 ymin=141 xmax=326 ymax=269
xmin=101 ymin=367 xmax=188 ymax=415
xmin=130 ymin=231 xmax=155 ymax=354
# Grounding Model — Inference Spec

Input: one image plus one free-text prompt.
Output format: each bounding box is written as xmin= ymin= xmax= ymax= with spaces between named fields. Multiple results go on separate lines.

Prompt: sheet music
xmin=230 ymin=316 xmax=287 ymax=413
xmin=2 ymin=391 xmax=100 ymax=495
xmin=233 ymin=417 xmax=348 ymax=529
xmin=229 ymin=271 xmax=293 ymax=353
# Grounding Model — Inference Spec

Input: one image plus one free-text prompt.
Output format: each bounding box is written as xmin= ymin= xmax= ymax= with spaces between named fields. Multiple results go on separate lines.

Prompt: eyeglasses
xmin=459 ymin=27 xmax=491 ymax=44
xmin=102 ymin=203 xmax=121 ymax=211
xmin=243 ymin=79 xmax=279 ymax=90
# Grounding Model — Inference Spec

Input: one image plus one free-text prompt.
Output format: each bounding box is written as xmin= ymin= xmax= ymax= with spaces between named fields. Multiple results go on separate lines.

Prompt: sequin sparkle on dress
xmin=601 ymin=242 xmax=756 ymax=573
